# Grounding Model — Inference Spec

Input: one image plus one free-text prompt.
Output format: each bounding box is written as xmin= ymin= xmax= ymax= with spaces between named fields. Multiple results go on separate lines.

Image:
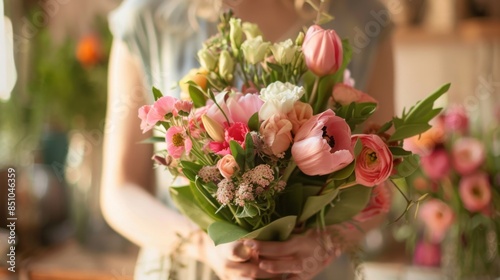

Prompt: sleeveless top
xmin=109 ymin=1 xmax=391 ymax=279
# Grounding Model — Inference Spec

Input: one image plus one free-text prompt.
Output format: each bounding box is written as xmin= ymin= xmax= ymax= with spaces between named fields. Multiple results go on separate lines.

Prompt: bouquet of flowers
xmin=402 ymin=105 xmax=500 ymax=278
xmin=138 ymin=11 xmax=449 ymax=248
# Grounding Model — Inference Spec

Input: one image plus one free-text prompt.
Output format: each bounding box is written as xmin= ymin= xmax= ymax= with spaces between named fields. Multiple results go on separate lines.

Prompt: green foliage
xmin=335 ymin=102 xmax=378 ymax=131
xmin=323 ymin=185 xmax=372 ymax=224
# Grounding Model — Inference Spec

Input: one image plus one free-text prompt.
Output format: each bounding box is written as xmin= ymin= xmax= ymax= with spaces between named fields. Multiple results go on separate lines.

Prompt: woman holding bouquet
xmin=101 ymin=0 xmax=394 ymax=279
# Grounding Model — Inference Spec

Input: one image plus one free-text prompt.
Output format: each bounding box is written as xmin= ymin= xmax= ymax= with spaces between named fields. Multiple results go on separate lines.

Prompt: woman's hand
xmin=195 ymin=231 xmax=277 ymax=280
xmin=244 ymin=229 xmax=342 ymax=280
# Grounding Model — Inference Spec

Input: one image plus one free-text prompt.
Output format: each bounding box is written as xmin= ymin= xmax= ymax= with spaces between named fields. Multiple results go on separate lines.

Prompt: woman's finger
xmin=244 ymin=239 xmax=298 ymax=257
xmin=259 ymin=258 xmax=303 ymax=274
xmin=217 ymin=241 xmax=252 ymax=262
xmin=224 ymin=261 xmax=279 ymax=279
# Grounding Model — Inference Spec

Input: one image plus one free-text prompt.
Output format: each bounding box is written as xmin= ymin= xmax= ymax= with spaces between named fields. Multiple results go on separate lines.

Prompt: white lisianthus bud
xmin=295 ymin=31 xmax=305 ymax=46
xmin=219 ymin=50 xmax=234 ymax=82
xmin=241 ymin=36 xmax=270 ymax=65
xmin=259 ymin=81 xmax=305 ymax=120
xmin=229 ymin=18 xmax=243 ymax=52
xmin=242 ymin=22 xmax=263 ymax=39
xmin=197 ymin=49 xmax=218 ymax=71
xmin=270 ymin=39 xmax=299 ymax=65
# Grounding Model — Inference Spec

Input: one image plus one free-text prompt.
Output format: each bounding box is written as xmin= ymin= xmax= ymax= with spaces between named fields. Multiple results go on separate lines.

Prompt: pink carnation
xmin=451 ymin=138 xmax=485 ymax=176
xmin=421 ymin=148 xmax=451 ymax=181
xmin=459 ymin=172 xmax=492 ymax=212
xmin=444 ymin=105 xmax=469 ymax=134
xmin=208 ymin=122 xmax=249 ymax=156
xmin=419 ymin=199 xmax=454 ymax=242
xmin=332 ymin=84 xmax=377 ymax=106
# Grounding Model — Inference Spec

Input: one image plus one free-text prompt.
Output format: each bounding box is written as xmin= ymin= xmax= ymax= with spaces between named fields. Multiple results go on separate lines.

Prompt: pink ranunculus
xmin=206 ymin=91 xmax=263 ymax=126
xmin=147 ymin=96 xmax=177 ymax=125
xmin=292 ymin=110 xmax=354 ymax=176
xmin=173 ymin=100 xmax=193 ymax=116
xmin=459 ymin=172 xmax=492 ymax=212
xmin=413 ymin=240 xmax=441 ymax=267
xmin=451 ymin=138 xmax=485 ymax=176
xmin=260 ymin=114 xmax=293 ymax=156
xmin=421 ymin=148 xmax=451 ymax=180
xmin=419 ymin=199 xmax=454 ymax=243
xmin=165 ymin=126 xmax=192 ymax=159
xmin=444 ymin=105 xmax=469 ymax=134
xmin=217 ymin=154 xmax=239 ymax=179
xmin=286 ymin=101 xmax=313 ymax=135
xmin=302 ymin=25 xmax=343 ymax=77
xmin=354 ymin=183 xmax=391 ymax=222
xmin=138 ymin=105 xmax=153 ymax=133
xmin=352 ymin=134 xmax=393 ymax=187
xmin=209 ymin=122 xmax=249 ymax=156
xmin=332 ymin=84 xmax=378 ymax=106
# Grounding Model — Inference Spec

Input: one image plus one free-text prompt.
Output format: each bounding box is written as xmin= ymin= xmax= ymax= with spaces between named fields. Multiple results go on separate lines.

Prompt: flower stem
xmin=309 ymin=76 xmax=320 ymax=108
xmin=337 ymin=181 xmax=358 ymax=190
xmin=228 ymin=204 xmax=245 ymax=228
xmin=282 ymin=161 xmax=297 ymax=182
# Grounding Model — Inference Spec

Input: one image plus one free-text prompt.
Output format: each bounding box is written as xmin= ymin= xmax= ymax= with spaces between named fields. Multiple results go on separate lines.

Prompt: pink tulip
xmin=138 ymin=105 xmax=153 ymax=133
xmin=459 ymin=172 xmax=492 ymax=212
xmin=413 ymin=240 xmax=441 ymax=267
xmin=208 ymin=122 xmax=249 ymax=156
xmin=419 ymin=199 xmax=454 ymax=242
xmin=444 ymin=105 xmax=469 ymax=134
xmin=260 ymin=114 xmax=293 ymax=156
xmin=332 ymin=84 xmax=378 ymax=106
xmin=352 ymin=134 xmax=393 ymax=187
xmin=206 ymin=92 xmax=263 ymax=126
xmin=292 ymin=110 xmax=354 ymax=176
xmin=147 ymin=96 xmax=177 ymax=125
xmin=165 ymin=126 xmax=192 ymax=159
xmin=421 ymin=148 xmax=451 ymax=180
xmin=354 ymin=183 xmax=391 ymax=222
xmin=302 ymin=25 xmax=343 ymax=77
xmin=451 ymin=138 xmax=485 ymax=176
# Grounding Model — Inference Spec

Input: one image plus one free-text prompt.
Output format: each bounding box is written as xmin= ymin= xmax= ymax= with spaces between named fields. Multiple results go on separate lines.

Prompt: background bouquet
xmin=402 ymin=105 xmax=500 ymax=278
xmin=138 ymin=11 xmax=449 ymax=248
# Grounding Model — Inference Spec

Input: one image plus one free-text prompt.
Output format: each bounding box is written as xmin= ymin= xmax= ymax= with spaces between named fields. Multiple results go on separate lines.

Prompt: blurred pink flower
xmin=332 ymin=84 xmax=377 ymax=106
xmin=343 ymin=69 xmax=356 ymax=87
xmin=147 ymin=96 xmax=177 ymax=125
xmin=292 ymin=110 xmax=353 ymax=176
xmin=302 ymin=25 xmax=343 ymax=77
xmin=413 ymin=240 xmax=441 ymax=267
xmin=217 ymin=154 xmax=239 ymax=179
xmin=352 ymin=134 xmax=393 ymax=187
xmin=188 ymin=106 xmax=209 ymax=139
xmin=421 ymin=148 xmax=451 ymax=180
xmin=444 ymin=105 xmax=469 ymax=134
xmin=138 ymin=105 xmax=153 ymax=133
xmin=354 ymin=183 xmax=391 ymax=222
xmin=260 ymin=114 xmax=293 ymax=156
xmin=173 ymin=100 xmax=193 ymax=116
xmin=459 ymin=172 xmax=492 ymax=212
xmin=206 ymin=91 xmax=263 ymax=126
xmin=165 ymin=126 xmax=192 ymax=159
xmin=451 ymin=138 xmax=485 ymax=176
xmin=419 ymin=199 xmax=454 ymax=242
xmin=209 ymin=122 xmax=249 ymax=156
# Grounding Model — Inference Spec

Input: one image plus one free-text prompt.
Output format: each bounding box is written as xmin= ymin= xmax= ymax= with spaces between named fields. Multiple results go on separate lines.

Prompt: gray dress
xmin=108 ymin=1 xmax=391 ymax=279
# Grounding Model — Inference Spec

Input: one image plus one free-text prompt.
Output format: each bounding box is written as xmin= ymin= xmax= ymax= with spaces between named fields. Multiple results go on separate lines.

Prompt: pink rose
xmin=419 ymin=199 xmax=454 ymax=242
xmin=332 ymin=84 xmax=378 ymax=106
xmin=421 ymin=148 xmax=451 ymax=180
xmin=260 ymin=114 xmax=293 ymax=156
xmin=459 ymin=172 xmax=492 ymax=212
xmin=302 ymin=25 xmax=343 ymax=77
xmin=286 ymin=101 xmax=313 ymax=135
xmin=354 ymin=183 xmax=391 ymax=222
xmin=165 ymin=126 xmax=192 ymax=159
xmin=217 ymin=154 xmax=240 ymax=179
xmin=209 ymin=122 xmax=249 ymax=156
xmin=444 ymin=105 xmax=469 ymax=134
xmin=451 ymin=138 xmax=485 ymax=176
xmin=413 ymin=240 xmax=441 ymax=267
xmin=138 ymin=105 xmax=153 ymax=133
xmin=352 ymin=134 xmax=393 ymax=187
xmin=292 ymin=110 xmax=354 ymax=176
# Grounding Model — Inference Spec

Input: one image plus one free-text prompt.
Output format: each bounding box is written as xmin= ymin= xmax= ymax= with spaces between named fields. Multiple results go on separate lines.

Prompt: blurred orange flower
xmin=76 ymin=34 xmax=103 ymax=67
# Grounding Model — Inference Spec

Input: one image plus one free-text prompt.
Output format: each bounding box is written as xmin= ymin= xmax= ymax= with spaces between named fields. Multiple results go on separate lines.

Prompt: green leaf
xmin=188 ymin=82 xmax=207 ymax=108
xmin=324 ymin=185 xmax=372 ymax=224
xmin=299 ymin=188 xmax=340 ymax=222
xmin=335 ymin=102 xmax=377 ymax=131
xmin=353 ymin=138 xmax=363 ymax=157
xmin=405 ymin=83 xmax=450 ymax=123
xmin=389 ymin=146 xmax=412 ymax=157
xmin=169 ymin=185 xmax=218 ymax=231
xmin=180 ymin=161 xmax=204 ymax=181
xmin=244 ymin=133 xmax=255 ymax=169
xmin=208 ymin=215 xmax=297 ymax=245
xmin=314 ymin=74 xmax=336 ymax=113
xmin=248 ymin=112 xmax=260 ymax=132
xmin=192 ymin=179 xmax=233 ymax=222
xmin=229 ymin=140 xmax=245 ymax=170
xmin=329 ymin=161 xmax=355 ymax=180
xmin=277 ymin=183 xmax=304 ymax=216
xmin=266 ymin=62 xmax=283 ymax=73
xmin=152 ymin=86 xmax=163 ymax=101
xmin=138 ymin=136 xmax=164 ymax=144
xmin=391 ymin=154 xmax=420 ymax=178
xmin=389 ymin=123 xmax=432 ymax=142
xmin=236 ymin=204 xmax=259 ymax=218
xmin=377 ymin=120 xmax=393 ymax=134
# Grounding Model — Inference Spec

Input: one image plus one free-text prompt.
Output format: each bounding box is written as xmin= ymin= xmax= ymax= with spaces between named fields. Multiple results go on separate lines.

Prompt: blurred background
xmin=0 ymin=0 xmax=499 ymax=279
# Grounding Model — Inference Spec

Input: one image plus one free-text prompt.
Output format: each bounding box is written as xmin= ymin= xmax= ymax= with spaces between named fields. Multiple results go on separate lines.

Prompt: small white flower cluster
xmin=198 ymin=165 xmax=222 ymax=183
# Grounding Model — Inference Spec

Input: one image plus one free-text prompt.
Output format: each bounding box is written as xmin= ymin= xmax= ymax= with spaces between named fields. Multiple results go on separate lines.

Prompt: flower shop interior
xmin=1 ymin=0 xmax=499 ymax=279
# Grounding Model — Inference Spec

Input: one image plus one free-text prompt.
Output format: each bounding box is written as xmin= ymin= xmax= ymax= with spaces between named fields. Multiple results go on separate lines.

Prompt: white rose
xmin=241 ymin=36 xmax=270 ymax=65
xmin=259 ymin=81 xmax=305 ymax=120
xmin=270 ymin=39 xmax=299 ymax=65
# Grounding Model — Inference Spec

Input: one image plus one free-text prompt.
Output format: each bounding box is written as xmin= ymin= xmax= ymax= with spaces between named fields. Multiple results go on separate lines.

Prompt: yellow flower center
xmin=172 ymin=133 xmax=185 ymax=147
xmin=365 ymin=150 xmax=378 ymax=165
